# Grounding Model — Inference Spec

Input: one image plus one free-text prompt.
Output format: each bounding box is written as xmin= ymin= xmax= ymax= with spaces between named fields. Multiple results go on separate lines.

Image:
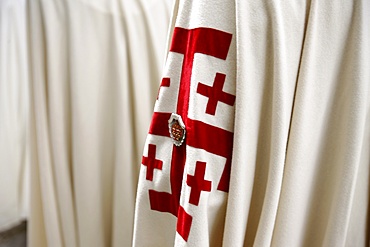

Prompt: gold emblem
xmin=168 ymin=113 xmax=186 ymax=146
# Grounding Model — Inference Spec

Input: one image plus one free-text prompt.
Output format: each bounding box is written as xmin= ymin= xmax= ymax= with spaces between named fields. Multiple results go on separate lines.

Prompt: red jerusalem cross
xmin=197 ymin=73 xmax=236 ymax=115
xmin=147 ymin=27 xmax=233 ymax=241
xmin=141 ymin=144 xmax=163 ymax=181
xmin=187 ymin=161 xmax=212 ymax=206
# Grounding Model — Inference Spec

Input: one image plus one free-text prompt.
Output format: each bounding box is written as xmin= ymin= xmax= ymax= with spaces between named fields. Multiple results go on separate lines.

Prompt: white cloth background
xmin=133 ymin=0 xmax=370 ymax=246
xmin=28 ymin=0 xmax=173 ymax=246
xmin=226 ymin=0 xmax=370 ymax=246
xmin=0 ymin=0 xmax=30 ymax=232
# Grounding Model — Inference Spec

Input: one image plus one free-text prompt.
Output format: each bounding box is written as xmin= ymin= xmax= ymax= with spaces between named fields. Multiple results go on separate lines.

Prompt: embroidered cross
xmin=141 ymin=144 xmax=163 ymax=181
xmin=187 ymin=161 xmax=212 ymax=206
xmin=197 ymin=73 xmax=236 ymax=115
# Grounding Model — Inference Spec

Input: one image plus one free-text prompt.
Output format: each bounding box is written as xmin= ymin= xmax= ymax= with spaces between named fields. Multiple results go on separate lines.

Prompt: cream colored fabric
xmin=133 ymin=0 xmax=237 ymax=245
xmin=28 ymin=0 xmax=173 ymax=246
xmin=133 ymin=0 xmax=370 ymax=246
xmin=225 ymin=0 xmax=370 ymax=246
xmin=0 ymin=0 xmax=30 ymax=232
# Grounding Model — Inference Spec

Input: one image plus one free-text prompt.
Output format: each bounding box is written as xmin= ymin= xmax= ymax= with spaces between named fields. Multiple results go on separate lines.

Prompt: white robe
xmin=28 ymin=0 xmax=173 ymax=246
xmin=0 ymin=0 xmax=29 ymax=232
xmin=133 ymin=0 xmax=370 ymax=246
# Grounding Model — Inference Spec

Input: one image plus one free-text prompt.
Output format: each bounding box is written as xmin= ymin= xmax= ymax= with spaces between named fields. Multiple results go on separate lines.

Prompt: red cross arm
xmin=157 ymin=77 xmax=171 ymax=99
xmin=187 ymin=119 xmax=233 ymax=159
xmin=148 ymin=112 xmax=171 ymax=137
xmin=170 ymin=27 xmax=232 ymax=60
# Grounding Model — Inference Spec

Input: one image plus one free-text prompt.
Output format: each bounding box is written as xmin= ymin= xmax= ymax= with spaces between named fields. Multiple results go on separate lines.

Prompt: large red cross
xmin=187 ymin=161 xmax=212 ymax=206
xmin=197 ymin=73 xmax=236 ymax=115
xmin=141 ymin=144 xmax=163 ymax=181
xmin=145 ymin=27 xmax=234 ymax=241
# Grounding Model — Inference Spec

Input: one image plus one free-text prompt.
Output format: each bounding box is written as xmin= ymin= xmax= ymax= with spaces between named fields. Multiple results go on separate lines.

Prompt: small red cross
xmin=157 ymin=77 xmax=171 ymax=99
xmin=142 ymin=144 xmax=163 ymax=181
xmin=197 ymin=73 xmax=236 ymax=115
xmin=186 ymin=161 xmax=212 ymax=206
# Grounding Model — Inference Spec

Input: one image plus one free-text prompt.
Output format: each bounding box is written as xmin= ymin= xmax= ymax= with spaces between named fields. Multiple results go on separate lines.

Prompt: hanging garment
xmin=28 ymin=0 xmax=173 ymax=246
xmin=0 ymin=0 xmax=29 ymax=232
xmin=133 ymin=0 xmax=370 ymax=246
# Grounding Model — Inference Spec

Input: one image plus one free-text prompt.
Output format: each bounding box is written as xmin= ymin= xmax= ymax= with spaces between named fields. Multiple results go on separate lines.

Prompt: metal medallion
xmin=168 ymin=113 xmax=186 ymax=146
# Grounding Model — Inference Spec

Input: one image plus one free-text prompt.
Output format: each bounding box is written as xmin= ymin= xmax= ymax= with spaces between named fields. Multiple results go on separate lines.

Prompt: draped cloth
xmin=0 ymin=0 xmax=29 ymax=232
xmin=133 ymin=0 xmax=370 ymax=246
xmin=28 ymin=0 xmax=173 ymax=246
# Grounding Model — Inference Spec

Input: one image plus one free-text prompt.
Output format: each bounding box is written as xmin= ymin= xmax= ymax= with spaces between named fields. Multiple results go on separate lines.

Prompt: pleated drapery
xmin=133 ymin=0 xmax=370 ymax=246
xmin=0 ymin=0 xmax=30 ymax=232
xmin=28 ymin=1 xmax=173 ymax=246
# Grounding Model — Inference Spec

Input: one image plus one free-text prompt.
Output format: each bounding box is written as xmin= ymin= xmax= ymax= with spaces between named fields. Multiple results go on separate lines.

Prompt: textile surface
xmin=28 ymin=0 xmax=173 ymax=246
xmin=0 ymin=0 xmax=29 ymax=232
xmin=133 ymin=0 xmax=370 ymax=246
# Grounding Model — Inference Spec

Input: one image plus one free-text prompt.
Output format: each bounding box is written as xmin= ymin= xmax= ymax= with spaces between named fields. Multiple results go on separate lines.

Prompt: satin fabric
xmin=225 ymin=1 xmax=369 ymax=246
xmin=133 ymin=0 xmax=370 ymax=246
xmin=0 ymin=0 xmax=29 ymax=232
xmin=28 ymin=0 xmax=173 ymax=246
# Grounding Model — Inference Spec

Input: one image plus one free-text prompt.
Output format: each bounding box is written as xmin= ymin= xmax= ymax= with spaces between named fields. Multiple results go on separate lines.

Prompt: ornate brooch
xmin=168 ymin=113 xmax=186 ymax=146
